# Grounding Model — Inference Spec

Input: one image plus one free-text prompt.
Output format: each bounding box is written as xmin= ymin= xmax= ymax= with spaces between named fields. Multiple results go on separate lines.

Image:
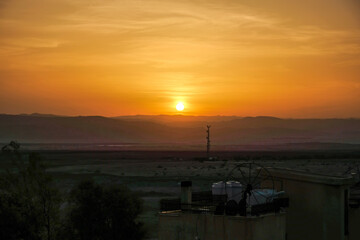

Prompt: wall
xmin=266 ymin=169 xmax=354 ymax=240
xmin=349 ymin=207 xmax=360 ymax=240
xmin=158 ymin=211 xmax=286 ymax=240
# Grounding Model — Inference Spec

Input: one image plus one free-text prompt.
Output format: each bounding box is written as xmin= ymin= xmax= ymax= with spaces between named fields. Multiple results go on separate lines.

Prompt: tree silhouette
xmin=61 ymin=180 xmax=145 ymax=240
xmin=0 ymin=150 xmax=61 ymax=240
xmin=0 ymin=142 xmax=145 ymax=240
xmin=1 ymin=140 xmax=20 ymax=155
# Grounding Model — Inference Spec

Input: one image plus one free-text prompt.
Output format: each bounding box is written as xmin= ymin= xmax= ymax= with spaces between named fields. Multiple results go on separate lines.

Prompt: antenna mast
xmin=206 ymin=125 xmax=211 ymax=158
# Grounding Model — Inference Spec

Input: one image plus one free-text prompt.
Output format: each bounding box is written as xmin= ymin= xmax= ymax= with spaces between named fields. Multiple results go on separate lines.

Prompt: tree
xmin=0 ymin=151 xmax=61 ymax=240
xmin=1 ymin=140 xmax=20 ymax=154
xmin=62 ymin=180 xmax=145 ymax=240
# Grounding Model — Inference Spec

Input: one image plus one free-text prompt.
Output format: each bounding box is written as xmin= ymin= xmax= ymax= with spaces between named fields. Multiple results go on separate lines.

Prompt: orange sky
xmin=0 ymin=0 xmax=359 ymax=117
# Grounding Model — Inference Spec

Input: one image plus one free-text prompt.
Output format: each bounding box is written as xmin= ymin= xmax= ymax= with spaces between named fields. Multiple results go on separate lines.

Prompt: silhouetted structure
xmin=1 ymin=140 xmax=20 ymax=153
xmin=206 ymin=125 xmax=211 ymax=158
xmin=159 ymin=168 xmax=360 ymax=240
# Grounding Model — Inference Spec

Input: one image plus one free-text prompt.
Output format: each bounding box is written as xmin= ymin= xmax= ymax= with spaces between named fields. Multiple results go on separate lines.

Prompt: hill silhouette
xmin=0 ymin=114 xmax=359 ymax=149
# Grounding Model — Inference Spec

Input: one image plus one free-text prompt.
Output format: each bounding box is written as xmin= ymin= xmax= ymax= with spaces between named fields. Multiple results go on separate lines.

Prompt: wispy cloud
xmin=0 ymin=0 xmax=359 ymax=117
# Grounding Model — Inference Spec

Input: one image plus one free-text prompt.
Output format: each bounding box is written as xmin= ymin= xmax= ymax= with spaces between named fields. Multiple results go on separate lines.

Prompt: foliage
xmin=1 ymin=140 xmax=20 ymax=154
xmin=0 ymin=142 xmax=146 ymax=240
xmin=61 ymin=180 xmax=145 ymax=240
xmin=0 ymin=152 xmax=61 ymax=240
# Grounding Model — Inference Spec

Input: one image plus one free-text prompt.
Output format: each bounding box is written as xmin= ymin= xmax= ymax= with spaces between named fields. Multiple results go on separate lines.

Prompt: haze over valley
xmin=1 ymin=114 xmax=359 ymax=151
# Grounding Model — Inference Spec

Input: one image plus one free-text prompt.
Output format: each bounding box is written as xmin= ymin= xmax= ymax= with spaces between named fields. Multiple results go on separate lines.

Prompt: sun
xmin=176 ymin=102 xmax=185 ymax=111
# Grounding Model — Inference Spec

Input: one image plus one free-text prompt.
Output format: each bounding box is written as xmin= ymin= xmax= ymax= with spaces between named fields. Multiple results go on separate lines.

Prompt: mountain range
xmin=0 ymin=114 xmax=359 ymax=150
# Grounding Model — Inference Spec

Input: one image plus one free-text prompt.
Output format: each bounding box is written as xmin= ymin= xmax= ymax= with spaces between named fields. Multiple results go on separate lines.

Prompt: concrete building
xmin=349 ymin=182 xmax=360 ymax=240
xmin=159 ymin=211 xmax=286 ymax=240
xmin=159 ymin=181 xmax=287 ymax=240
xmin=263 ymin=168 xmax=359 ymax=240
xmin=159 ymin=168 xmax=360 ymax=240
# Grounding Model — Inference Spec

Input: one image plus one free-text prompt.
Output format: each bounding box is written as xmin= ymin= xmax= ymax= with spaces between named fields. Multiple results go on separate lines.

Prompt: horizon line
xmin=0 ymin=112 xmax=359 ymax=120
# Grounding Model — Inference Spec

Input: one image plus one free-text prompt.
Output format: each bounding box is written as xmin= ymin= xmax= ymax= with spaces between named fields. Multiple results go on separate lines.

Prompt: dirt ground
xmin=1 ymin=150 xmax=359 ymax=239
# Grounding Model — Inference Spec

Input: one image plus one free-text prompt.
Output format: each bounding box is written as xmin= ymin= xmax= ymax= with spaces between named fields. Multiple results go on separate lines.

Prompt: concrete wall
xmin=349 ymin=207 xmax=360 ymax=240
xmin=159 ymin=212 xmax=286 ymax=240
xmin=265 ymin=169 xmax=354 ymax=240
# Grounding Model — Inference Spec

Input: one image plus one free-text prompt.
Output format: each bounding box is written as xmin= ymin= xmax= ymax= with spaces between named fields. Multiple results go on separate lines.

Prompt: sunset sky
xmin=0 ymin=0 xmax=359 ymax=117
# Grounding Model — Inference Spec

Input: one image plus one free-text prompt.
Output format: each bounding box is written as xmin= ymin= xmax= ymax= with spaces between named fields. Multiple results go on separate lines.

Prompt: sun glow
xmin=0 ymin=1 xmax=358 ymax=117
xmin=176 ymin=102 xmax=185 ymax=111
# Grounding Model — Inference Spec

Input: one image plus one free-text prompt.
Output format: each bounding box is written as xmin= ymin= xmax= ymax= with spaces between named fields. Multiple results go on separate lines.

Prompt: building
xmin=159 ymin=181 xmax=287 ymax=240
xmin=159 ymin=167 xmax=360 ymax=240
xmin=264 ymin=168 xmax=360 ymax=240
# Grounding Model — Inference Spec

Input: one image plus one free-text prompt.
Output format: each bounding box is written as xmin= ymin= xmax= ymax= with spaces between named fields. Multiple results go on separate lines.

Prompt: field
xmin=1 ymin=150 xmax=359 ymax=239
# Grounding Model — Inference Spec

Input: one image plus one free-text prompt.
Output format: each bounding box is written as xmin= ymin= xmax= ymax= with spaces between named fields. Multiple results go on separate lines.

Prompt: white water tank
xmin=212 ymin=181 xmax=243 ymax=202
xmin=212 ymin=181 xmax=226 ymax=195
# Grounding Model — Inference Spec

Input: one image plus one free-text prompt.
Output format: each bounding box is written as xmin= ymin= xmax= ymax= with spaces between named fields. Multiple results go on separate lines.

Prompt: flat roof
xmin=264 ymin=167 xmax=356 ymax=186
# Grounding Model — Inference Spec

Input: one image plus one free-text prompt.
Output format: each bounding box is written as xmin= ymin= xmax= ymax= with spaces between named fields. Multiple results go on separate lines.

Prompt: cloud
xmin=0 ymin=0 xmax=359 ymax=116
xmin=1 ymin=0 xmax=359 ymax=63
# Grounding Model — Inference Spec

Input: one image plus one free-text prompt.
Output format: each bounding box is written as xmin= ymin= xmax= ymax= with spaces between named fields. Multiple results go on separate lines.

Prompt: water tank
xmin=212 ymin=181 xmax=243 ymax=202
xmin=249 ymin=189 xmax=284 ymax=205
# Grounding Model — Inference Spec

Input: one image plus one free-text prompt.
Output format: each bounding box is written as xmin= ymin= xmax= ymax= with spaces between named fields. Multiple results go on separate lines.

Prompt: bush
xmin=0 ymin=153 xmax=61 ymax=240
xmin=61 ymin=180 xmax=145 ymax=240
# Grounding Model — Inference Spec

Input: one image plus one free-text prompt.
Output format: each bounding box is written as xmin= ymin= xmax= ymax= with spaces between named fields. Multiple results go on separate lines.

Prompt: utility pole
xmin=206 ymin=125 xmax=211 ymax=158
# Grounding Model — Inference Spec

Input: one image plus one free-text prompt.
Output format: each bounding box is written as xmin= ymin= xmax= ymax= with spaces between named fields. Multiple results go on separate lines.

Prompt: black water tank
xmin=225 ymin=200 xmax=238 ymax=216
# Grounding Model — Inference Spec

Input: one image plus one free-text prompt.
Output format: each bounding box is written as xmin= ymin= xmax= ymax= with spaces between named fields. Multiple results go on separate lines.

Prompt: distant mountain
xmin=0 ymin=114 xmax=359 ymax=148
xmin=113 ymin=115 xmax=241 ymax=122
xmin=19 ymin=113 xmax=64 ymax=118
xmin=113 ymin=115 xmax=241 ymax=127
